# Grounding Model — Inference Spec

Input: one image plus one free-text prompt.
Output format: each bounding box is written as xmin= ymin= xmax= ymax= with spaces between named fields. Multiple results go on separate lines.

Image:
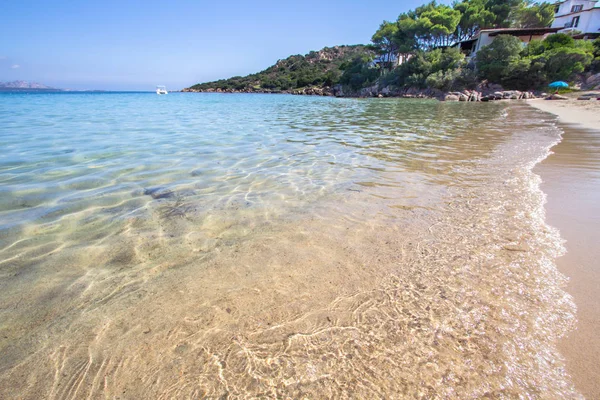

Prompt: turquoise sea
xmin=0 ymin=92 xmax=580 ymax=398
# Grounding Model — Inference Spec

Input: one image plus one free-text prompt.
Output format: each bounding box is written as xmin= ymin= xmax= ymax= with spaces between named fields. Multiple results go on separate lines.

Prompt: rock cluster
xmin=291 ymin=87 xmax=333 ymax=96
xmin=577 ymin=93 xmax=600 ymax=100
xmin=333 ymin=85 xmax=446 ymax=99
xmin=478 ymin=90 xmax=536 ymax=101
xmin=584 ymin=73 xmax=600 ymax=90
xmin=184 ymin=83 xmax=539 ymax=102
xmin=442 ymin=90 xmax=482 ymax=102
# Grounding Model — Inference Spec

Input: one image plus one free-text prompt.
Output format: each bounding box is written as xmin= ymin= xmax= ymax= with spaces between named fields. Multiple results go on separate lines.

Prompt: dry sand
xmin=529 ymin=92 xmax=600 ymax=130
xmin=531 ymin=94 xmax=600 ymax=399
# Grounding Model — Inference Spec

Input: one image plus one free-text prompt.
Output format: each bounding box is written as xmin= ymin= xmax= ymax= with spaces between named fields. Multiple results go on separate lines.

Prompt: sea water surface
xmin=0 ymin=93 xmax=579 ymax=398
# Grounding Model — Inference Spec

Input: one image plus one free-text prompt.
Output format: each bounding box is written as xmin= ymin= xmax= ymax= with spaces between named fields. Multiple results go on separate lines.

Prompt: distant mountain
xmin=184 ymin=45 xmax=375 ymax=95
xmin=0 ymin=80 xmax=56 ymax=89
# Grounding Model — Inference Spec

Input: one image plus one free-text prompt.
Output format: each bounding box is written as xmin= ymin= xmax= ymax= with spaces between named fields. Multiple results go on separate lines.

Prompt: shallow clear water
xmin=0 ymin=93 xmax=579 ymax=398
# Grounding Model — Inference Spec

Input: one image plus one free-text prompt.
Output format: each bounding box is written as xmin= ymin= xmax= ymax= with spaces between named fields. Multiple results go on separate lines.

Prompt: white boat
xmin=156 ymin=85 xmax=168 ymax=95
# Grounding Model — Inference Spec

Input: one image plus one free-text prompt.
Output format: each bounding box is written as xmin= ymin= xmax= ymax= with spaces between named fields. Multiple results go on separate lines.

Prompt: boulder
xmin=443 ymin=94 xmax=460 ymax=101
xmin=333 ymin=84 xmax=345 ymax=97
xmin=502 ymin=90 xmax=522 ymax=99
xmin=476 ymin=82 xmax=504 ymax=95
xmin=546 ymin=94 xmax=568 ymax=100
xmin=359 ymin=85 xmax=379 ymax=97
xmin=585 ymin=73 xmax=600 ymax=89
xmin=380 ymin=86 xmax=392 ymax=96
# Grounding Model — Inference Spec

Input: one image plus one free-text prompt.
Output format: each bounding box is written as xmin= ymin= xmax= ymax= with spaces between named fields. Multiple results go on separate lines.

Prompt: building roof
xmin=555 ymin=0 xmax=598 ymax=4
xmin=572 ymin=32 xmax=600 ymax=39
xmin=485 ymin=27 xmax=562 ymax=37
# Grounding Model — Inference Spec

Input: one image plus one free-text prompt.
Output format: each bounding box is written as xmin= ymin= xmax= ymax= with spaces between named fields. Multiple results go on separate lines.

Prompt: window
xmin=573 ymin=16 xmax=580 ymax=27
xmin=571 ymin=5 xmax=583 ymax=12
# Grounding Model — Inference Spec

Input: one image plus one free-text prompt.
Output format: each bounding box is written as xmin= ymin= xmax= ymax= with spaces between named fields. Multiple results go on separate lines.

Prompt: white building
xmin=457 ymin=28 xmax=560 ymax=58
xmin=552 ymin=0 xmax=600 ymax=39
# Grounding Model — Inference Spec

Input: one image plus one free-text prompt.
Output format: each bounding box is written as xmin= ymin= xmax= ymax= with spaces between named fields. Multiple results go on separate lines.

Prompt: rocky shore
xmin=182 ymin=72 xmax=600 ymax=103
xmin=182 ymin=84 xmax=540 ymax=102
xmin=332 ymin=83 xmax=539 ymax=102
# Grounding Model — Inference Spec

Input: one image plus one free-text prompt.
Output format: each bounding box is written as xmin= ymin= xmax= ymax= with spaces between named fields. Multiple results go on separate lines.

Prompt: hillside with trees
xmin=184 ymin=45 xmax=375 ymax=94
xmin=185 ymin=0 xmax=600 ymax=95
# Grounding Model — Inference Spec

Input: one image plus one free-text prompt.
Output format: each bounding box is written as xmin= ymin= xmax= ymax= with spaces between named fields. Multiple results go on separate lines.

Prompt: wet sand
xmin=532 ymin=100 xmax=600 ymax=399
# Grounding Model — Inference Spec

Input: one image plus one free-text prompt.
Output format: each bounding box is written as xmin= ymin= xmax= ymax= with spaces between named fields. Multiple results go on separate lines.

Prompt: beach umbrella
xmin=548 ymin=81 xmax=569 ymax=88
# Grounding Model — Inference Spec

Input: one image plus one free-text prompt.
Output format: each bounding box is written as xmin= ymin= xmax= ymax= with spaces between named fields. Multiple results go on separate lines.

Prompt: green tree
xmin=543 ymin=33 xmax=575 ymax=50
xmin=454 ymin=0 xmax=496 ymax=41
xmin=543 ymin=47 xmax=593 ymax=81
xmin=339 ymin=55 xmax=379 ymax=89
xmin=476 ymin=35 xmax=523 ymax=83
xmin=594 ymin=37 xmax=600 ymax=57
xmin=591 ymin=38 xmax=600 ymax=72
xmin=372 ymin=21 xmax=400 ymax=71
xmin=521 ymin=39 xmax=546 ymax=57
xmin=395 ymin=13 xmax=419 ymax=60
xmin=512 ymin=1 xmax=555 ymax=28
xmin=388 ymin=47 xmax=466 ymax=88
xmin=418 ymin=3 xmax=462 ymax=47
xmin=413 ymin=2 xmax=461 ymax=48
xmin=485 ymin=0 xmax=524 ymax=27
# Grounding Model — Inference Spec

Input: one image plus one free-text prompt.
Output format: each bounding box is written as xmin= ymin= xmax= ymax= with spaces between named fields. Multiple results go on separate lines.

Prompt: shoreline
xmin=530 ymin=97 xmax=600 ymax=399
xmin=182 ymin=87 xmax=540 ymax=101
xmin=528 ymin=95 xmax=600 ymax=131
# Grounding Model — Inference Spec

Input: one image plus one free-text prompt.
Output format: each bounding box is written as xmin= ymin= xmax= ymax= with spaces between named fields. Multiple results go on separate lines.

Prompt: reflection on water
xmin=0 ymin=94 xmax=579 ymax=398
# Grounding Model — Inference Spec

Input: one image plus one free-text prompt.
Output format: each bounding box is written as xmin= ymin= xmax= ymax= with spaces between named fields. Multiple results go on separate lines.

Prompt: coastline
xmin=529 ymin=97 xmax=600 ymax=399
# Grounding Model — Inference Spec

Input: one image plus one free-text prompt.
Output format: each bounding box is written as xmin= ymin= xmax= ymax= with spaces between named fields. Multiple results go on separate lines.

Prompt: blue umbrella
xmin=548 ymin=81 xmax=569 ymax=88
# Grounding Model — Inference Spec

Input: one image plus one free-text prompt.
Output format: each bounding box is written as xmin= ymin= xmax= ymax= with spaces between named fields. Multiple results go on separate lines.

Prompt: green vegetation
xmin=476 ymin=34 xmax=594 ymax=89
xmin=187 ymin=45 xmax=374 ymax=92
xmin=591 ymin=37 xmax=600 ymax=72
xmin=360 ymin=0 xmax=595 ymax=92
xmin=186 ymin=0 xmax=599 ymax=94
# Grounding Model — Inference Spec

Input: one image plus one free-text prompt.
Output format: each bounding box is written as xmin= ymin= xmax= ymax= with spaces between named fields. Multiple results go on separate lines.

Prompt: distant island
xmin=0 ymin=80 xmax=60 ymax=91
xmin=184 ymin=0 xmax=600 ymax=99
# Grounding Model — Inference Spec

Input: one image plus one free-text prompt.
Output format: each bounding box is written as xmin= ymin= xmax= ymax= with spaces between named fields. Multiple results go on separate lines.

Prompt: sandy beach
xmin=529 ymin=92 xmax=600 ymax=130
xmin=530 ymin=94 xmax=600 ymax=399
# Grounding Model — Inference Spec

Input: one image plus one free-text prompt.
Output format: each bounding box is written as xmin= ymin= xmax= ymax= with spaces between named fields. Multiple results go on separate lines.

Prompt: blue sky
xmin=1 ymin=0 xmax=450 ymax=91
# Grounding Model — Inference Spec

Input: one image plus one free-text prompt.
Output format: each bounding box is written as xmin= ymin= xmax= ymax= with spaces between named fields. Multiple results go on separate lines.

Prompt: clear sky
xmin=0 ymin=0 xmax=451 ymax=91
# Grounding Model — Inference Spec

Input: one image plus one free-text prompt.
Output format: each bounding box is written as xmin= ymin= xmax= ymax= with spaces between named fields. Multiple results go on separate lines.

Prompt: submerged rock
xmin=143 ymin=187 xmax=175 ymax=200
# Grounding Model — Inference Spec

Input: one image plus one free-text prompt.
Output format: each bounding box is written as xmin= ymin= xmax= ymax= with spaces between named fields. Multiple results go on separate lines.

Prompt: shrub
xmin=339 ymin=56 xmax=379 ymax=89
xmin=476 ymin=35 xmax=523 ymax=84
xmin=543 ymin=47 xmax=593 ymax=81
xmin=543 ymin=33 xmax=575 ymax=51
xmin=425 ymin=69 xmax=462 ymax=91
